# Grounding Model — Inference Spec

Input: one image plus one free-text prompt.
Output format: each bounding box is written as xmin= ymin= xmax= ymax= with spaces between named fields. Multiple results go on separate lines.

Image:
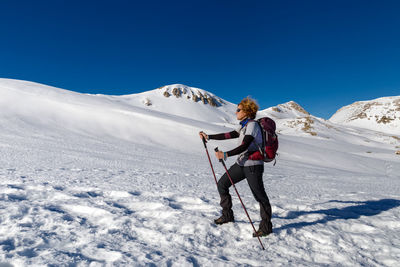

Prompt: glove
xmin=199 ymin=131 xmax=209 ymax=141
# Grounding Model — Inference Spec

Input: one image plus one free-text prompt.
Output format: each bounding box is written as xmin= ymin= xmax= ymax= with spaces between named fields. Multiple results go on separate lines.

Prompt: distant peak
xmin=158 ymin=84 xmax=189 ymax=90
xmin=286 ymin=101 xmax=309 ymax=115
xmin=156 ymin=84 xmax=224 ymax=107
xmin=329 ymin=95 xmax=400 ymax=134
xmin=271 ymin=101 xmax=310 ymax=116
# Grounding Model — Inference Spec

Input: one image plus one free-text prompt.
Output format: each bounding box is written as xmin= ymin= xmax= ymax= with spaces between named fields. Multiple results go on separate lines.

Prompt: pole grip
xmin=214 ymin=147 xmax=223 ymax=162
xmin=201 ymin=137 xmax=207 ymax=148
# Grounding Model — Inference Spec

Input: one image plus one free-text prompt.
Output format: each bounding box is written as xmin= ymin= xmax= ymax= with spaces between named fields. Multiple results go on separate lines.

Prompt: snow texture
xmin=0 ymin=78 xmax=399 ymax=266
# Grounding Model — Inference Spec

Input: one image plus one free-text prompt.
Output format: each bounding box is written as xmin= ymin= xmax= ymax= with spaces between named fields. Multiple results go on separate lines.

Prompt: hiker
xmin=199 ymin=97 xmax=273 ymax=237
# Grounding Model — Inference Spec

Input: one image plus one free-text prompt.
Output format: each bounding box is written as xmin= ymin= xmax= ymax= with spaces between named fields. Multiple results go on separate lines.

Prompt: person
xmin=199 ymin=97 xmax=273 ymax=237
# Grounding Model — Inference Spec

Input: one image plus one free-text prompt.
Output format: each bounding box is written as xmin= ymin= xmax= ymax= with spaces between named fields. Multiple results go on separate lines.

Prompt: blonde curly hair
xmin=239 ymin=97 xmax=259 ymax=119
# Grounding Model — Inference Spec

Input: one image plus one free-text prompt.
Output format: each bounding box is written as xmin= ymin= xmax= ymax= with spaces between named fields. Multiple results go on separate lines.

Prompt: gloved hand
xmin=199 ymin=131 xmax=208 ymax=141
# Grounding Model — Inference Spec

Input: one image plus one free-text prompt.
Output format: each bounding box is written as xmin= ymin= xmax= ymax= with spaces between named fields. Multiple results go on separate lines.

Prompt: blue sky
xmin=1 ymin=0 xmax=399 ymax=119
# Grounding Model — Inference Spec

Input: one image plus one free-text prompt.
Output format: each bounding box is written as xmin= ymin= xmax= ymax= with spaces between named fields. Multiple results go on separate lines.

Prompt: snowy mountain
xmin=257 ymin=101 xmax=344 ymax=140
xmin=1 ymin=78 xmax=400 ymax=266
xmin=98 ymin=83 xmax=237 ymax=124
xmin=330 ymin=96 xmax=400 ymax=135
xmin=261 ymin=100 xmax=311 ymax=119
xmin=258 ymin=101 xmax=323 ymax=137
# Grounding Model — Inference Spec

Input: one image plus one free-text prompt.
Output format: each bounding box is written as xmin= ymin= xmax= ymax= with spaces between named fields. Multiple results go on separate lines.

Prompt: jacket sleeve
xmin=208 ymin=130 xmax=239 ymax=140
xmin=226 ymin=135 xmax=254 ymax=157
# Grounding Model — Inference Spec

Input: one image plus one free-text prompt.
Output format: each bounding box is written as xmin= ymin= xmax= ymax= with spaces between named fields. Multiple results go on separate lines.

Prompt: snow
xmin=0 ymin=78 xmax=399 ymax=266
xmin=329 ymin=96 xmax=400 ymax=135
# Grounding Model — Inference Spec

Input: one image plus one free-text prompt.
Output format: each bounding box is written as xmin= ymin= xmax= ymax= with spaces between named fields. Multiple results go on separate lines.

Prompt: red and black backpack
xmin=248 ymin=117 xmax=279 ymax=165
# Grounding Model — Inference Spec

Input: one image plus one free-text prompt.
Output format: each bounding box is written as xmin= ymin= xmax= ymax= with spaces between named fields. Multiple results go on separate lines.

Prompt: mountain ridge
xmin=1 ymin=78 xmax=399 ymax=140
xmin=329 ymin=95 xmax=400 ymax=135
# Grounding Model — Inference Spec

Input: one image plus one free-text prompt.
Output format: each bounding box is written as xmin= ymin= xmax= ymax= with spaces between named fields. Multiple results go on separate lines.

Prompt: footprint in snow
xmin=6 ymin=194 xmax=27 ymax=202
xmin=53 ymin=185 xmax=65 ymax=191
xmin=73 ymin=191 xmax=103 ymax=198
xmin=7 ymin=184 xmax=25 ymax=190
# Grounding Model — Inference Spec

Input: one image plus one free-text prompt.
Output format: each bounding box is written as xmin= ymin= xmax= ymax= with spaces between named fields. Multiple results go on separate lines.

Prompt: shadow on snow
xmin=275 ymin=198 xmax=400 ymax=232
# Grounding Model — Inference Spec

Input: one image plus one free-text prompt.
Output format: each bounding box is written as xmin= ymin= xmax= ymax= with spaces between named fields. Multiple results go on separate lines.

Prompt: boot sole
xmin=253 ymin=231 xmax=273 ymax=237
xmin=214 ymin=220 xmax=235 ymax=225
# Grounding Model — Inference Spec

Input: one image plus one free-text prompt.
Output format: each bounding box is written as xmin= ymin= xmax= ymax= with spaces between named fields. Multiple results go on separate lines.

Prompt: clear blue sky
xmin=1 ymin=0 xmax=400 ymax=119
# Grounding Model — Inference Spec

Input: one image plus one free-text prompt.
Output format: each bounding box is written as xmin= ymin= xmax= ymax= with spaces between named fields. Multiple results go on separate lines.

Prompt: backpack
xmin=248 ymin=117 xmax=279 ymax=165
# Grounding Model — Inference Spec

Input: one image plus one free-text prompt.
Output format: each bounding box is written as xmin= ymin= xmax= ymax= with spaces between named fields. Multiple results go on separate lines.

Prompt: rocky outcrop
xmin=159 ymin=84 xmax=223 ymax=107
xmin=143 ymin=98 xmax=152 ymax=106
xmin=287 ymin=101 xmax=310 ymax=115
xmin=287 ymin=116 xmax=318 ymax=136
xmin=172 ymin=88 xmax=182 ymax=98
xmin=329 ymin=96 xmax=400 ymax=134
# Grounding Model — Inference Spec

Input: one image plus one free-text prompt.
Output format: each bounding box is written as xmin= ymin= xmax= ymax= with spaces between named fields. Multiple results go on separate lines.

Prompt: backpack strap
xmin=245 ymin=119 xmax=266 ymax=159
xmin=255 ymin=120 xmax=266 ymax=158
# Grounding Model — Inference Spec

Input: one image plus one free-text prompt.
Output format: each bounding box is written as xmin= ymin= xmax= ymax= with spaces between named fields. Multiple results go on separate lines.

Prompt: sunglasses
xmin=236 ymin=108 xmax=241 ymax=112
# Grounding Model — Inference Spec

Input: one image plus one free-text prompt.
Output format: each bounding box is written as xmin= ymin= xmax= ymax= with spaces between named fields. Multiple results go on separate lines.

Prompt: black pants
xmin=217 ymin=163 xmax=272 ymax=232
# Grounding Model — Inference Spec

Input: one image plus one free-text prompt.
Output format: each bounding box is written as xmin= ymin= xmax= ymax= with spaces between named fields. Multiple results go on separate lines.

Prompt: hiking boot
xmin=252 ymin=228 xmax=273 ymax=237
xmin=214 ymin=215 xmax=234 ymax=225
xmin=214 ymin=210 xmax=234 ymax=225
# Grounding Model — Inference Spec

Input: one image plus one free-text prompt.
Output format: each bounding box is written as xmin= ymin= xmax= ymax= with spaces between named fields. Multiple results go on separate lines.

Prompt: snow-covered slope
xmin=1 ymin=78 xmax=398 ymax=175
xmin=329 ymin=96 xmax=400 ymax=134
xmin=0 ymin=79 xmax=235 ymax=152
xmin=1 ymin=79 xmax=400 ymax=266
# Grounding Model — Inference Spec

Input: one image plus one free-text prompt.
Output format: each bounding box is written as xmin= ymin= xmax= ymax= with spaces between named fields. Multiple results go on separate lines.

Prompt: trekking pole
xmin=214 ymin=147 xmax=265 ymax=251
xmin=201 ymin=136 xmax=218 ymax=187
